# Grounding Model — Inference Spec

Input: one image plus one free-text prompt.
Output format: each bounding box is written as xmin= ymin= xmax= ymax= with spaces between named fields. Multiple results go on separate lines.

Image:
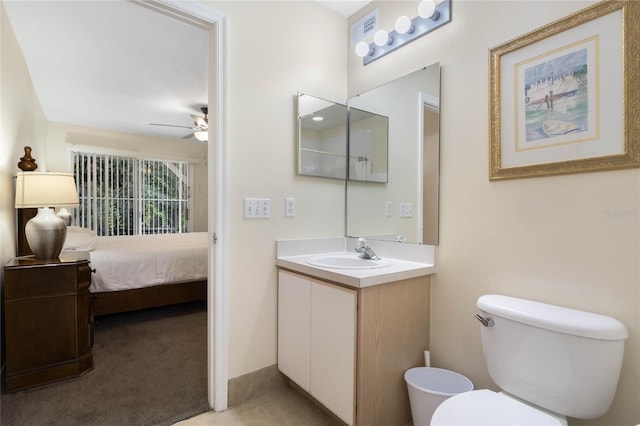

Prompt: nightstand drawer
xmin=4 ymin=264 xmax=78 ymax=299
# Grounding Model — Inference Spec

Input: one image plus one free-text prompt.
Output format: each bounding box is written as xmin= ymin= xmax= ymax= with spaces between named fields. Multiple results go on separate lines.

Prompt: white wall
xmin=0 ymin=1 xmax=48 ymax=373
xmin=208 ymin=1 xmax=347 ymax=378
xmin=349 ymin=1 xmax=639 ymax=425
xmin=0 ymin=3 xmax=48 ymax=273
xmin=45 ymin=121 xmax=208 ymax=232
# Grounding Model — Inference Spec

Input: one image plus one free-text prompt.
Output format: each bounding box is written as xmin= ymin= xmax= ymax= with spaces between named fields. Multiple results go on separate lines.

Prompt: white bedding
xmin=85 ymin=232 xmax=208 ymax=293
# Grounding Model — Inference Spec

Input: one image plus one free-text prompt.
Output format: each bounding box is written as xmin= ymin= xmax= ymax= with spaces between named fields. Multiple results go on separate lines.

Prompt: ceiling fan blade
xmin=182 ymin=133 xmax=195 ymax=140
xmin=149 ymin=123 xmax=196 ymax=130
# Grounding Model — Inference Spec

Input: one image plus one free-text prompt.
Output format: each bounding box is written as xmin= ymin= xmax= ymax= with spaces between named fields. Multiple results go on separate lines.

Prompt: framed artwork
xmin=489 ymin=0 xmax=639 ymax=180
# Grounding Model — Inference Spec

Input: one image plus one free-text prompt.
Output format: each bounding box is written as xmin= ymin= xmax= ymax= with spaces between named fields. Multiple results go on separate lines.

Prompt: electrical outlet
xmin=399 ymin=202 xmax=413 ymax=218
xmin=385 ymin=201 xmax=393 ymax=217
xmin=244 ymin=198 xmax=271 ymax=219
xmin=285 ymin=197 xmax=296 ymax=217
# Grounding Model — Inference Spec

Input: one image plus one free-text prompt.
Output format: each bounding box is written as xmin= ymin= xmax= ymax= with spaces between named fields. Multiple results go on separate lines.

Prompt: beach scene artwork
xmin=522 ymin=45 xmax=590 ymax=145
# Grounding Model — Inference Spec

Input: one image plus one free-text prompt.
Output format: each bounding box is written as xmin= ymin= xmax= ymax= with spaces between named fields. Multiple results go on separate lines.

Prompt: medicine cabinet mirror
xmin=297 ymin=93 xmax=348 ymax=180
xmin=297 ymin=94 xmax=389 ymax=183
xmin=346 ymin=63 xmax=441 ymax=245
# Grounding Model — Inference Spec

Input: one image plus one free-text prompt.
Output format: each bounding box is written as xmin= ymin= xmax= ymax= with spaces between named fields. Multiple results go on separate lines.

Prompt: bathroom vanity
xmin=276 ymin=238 xmax=434 ymax=425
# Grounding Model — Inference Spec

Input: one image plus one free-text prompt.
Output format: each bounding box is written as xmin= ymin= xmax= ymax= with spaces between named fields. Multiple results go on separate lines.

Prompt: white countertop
xmin=276 ymin=238 xmax=435 ymax=288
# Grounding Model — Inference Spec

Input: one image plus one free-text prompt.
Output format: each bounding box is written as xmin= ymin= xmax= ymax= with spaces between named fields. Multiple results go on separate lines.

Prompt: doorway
xmin=141 ymin=0 xmax=228 ymax=411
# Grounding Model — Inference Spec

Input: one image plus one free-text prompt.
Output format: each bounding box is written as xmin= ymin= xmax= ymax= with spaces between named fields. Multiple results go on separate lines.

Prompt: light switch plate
xmin=244 ymin=198 xmax=271 ymax=219
xmin=399 ymin=202 xmax=413 ymax=218
xmin=285 ymin=197 xmax=296 ymax=217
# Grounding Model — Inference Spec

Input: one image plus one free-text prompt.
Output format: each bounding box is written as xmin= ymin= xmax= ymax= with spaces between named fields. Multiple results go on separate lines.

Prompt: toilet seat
xmin=430 ymin=389 xmax=567 ymax=426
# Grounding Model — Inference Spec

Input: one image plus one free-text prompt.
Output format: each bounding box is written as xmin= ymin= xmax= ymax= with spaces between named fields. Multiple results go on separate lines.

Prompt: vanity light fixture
xmin=355 ymin=0 xmax=451 ymax=65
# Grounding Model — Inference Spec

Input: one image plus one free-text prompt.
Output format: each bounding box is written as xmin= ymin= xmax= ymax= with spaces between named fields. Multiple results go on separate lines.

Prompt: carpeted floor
xmin=1 ymin=301 xmax=209 ymax=426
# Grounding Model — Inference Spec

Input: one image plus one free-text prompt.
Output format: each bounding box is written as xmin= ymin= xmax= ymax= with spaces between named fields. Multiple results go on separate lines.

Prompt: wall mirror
xmin=348 ymin=108 xmax=388 ymax=182
xmin=297 ymin=93 xmax=348 ymax=179
xmin=346 ymin=63 xmax=441 ymax=245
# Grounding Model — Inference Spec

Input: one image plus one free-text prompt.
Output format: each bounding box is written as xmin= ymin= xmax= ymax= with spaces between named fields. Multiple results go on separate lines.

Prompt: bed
xmin=63 ymin=227 xmax=208 ymax=316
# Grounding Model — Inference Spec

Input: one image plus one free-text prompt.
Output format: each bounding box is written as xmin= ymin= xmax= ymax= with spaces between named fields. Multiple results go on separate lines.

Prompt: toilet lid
xmin=431 ymin=389 xmax=566 ymax=426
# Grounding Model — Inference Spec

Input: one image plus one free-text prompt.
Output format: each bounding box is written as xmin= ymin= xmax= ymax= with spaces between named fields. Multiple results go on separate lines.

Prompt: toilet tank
xmin=477 ymin=294 xmax=628 ymax=419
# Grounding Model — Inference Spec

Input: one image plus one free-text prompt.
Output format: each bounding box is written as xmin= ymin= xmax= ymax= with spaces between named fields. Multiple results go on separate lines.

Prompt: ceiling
xmin=317 ymin=0 xmax=371 ymax=17
xmin=4 ymin=1 xmax=369 ymax=142
xmin=4 ymin=1 xmax=209 ymax=141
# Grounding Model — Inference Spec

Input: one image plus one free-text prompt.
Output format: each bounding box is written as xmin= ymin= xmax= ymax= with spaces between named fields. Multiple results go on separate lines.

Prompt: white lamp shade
xmin=15 ymin=171 xmax=79 ymax=208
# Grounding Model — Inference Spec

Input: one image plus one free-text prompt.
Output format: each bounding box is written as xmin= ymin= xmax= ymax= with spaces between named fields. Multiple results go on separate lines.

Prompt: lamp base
xmin=25 ymin=208 xmax=68 ymax=259
xmin=56 ymin=207 xmax=73 ymax=225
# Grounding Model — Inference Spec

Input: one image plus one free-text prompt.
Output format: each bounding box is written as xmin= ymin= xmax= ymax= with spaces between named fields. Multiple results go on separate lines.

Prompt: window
xmin=72 ymin=151 xmax=191 ymax=236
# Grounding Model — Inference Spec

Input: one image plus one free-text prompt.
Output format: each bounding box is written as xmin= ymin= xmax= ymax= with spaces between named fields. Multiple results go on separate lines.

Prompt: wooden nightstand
xmin=3 ymin=251 xmax=94 ymax=392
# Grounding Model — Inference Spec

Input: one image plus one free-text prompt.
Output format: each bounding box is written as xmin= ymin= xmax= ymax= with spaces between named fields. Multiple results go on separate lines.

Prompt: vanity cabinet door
xmin=277 ymin=270 xmax=311 ymax=391
xmin=277 ymin=270 xmax=356 ymax=425
xmin=310 ymin=279 xmax=356 ymax=425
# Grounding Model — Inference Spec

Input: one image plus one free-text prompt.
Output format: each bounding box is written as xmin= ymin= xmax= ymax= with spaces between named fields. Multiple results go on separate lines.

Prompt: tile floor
xmin=175 ymin=386 xmax=339 ymax=426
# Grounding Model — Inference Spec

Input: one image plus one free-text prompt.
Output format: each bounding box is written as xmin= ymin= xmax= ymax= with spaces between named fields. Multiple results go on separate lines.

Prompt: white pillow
xmin=63 ymin=226 xmax=97 ymax=251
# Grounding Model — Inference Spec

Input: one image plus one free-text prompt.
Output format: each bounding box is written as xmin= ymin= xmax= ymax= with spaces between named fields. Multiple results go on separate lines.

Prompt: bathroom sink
xmin=306 ymin=254 xmax=392 ymax=270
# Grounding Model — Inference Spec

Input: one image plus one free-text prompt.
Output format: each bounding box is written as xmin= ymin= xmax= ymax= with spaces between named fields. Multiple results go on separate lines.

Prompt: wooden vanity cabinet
xmin=277 ymin=269 xmax=430 ymax=426
xmin=3 ymin=252 xmax=94 ymax=392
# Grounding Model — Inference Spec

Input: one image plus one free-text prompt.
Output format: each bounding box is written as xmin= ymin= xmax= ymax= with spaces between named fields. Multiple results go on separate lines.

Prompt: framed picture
xmin=489 ymin=0 xmax=639 ymax=180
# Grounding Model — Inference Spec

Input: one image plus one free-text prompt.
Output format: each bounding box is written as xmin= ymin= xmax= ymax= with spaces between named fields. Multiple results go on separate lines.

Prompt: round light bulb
xmin=418 ymin=0 xmax=437 ymax=19
xmin=395 ymin=16 xmax=412 ymax=34
xmin=373 ymin=30 xmax=389 ymax=47
xmin=355 ymin=41 xmax=370 ymax=57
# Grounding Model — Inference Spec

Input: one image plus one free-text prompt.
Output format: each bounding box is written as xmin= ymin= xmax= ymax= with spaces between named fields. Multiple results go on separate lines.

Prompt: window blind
xmin=72 ymin=151 xmax=190 ymax=236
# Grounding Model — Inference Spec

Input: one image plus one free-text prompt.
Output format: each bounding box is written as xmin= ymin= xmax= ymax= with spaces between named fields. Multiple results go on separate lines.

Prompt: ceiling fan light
xmin=193 ymin=116 xmax=208 ymax=128
xmin=194 ymin=131 xmax=208 ymax=142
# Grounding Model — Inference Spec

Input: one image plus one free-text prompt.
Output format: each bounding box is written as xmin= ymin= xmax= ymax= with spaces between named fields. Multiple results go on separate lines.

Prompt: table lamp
xmin=15 ymin=171 xmax=79 ymax=259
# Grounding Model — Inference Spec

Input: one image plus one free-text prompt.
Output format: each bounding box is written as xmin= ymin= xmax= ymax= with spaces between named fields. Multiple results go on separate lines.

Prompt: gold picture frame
xmin=489 ymin=0 xmax=639 ymax=180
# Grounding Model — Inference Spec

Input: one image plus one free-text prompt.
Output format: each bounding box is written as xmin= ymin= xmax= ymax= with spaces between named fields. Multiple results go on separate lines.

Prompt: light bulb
xmin=395 ymin=16 xmax=413 ymax=34
xmin=355 ymin=41 xmax=370 ymax=57
xmin=374 ymin=30 xmax=389 ymax=47
xmin=418 ymin=0 xmax=439 ymax=19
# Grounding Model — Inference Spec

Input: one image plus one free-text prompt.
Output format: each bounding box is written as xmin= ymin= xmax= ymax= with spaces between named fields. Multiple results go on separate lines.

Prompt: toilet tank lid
xmin=477 ymin=295 xmax=629 ymax=340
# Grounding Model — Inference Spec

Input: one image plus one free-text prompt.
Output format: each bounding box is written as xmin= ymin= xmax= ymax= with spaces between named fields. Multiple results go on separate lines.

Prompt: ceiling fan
xmin=149 ymin=106 xmax=208 ymax=142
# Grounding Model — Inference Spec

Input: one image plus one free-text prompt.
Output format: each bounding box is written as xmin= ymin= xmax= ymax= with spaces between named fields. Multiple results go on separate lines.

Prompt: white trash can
xmin=404 ymin=367 xmax=473 ymax=426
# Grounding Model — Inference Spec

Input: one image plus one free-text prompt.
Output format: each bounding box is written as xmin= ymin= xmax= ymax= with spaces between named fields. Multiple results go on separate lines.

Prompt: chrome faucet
xmin=354 ymin=238 xmax=380 ymax=260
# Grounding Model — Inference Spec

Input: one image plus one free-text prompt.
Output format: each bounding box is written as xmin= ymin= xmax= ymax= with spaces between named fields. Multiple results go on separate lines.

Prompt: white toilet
xmin=431 ymin=294 xmax=629 ymax=425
